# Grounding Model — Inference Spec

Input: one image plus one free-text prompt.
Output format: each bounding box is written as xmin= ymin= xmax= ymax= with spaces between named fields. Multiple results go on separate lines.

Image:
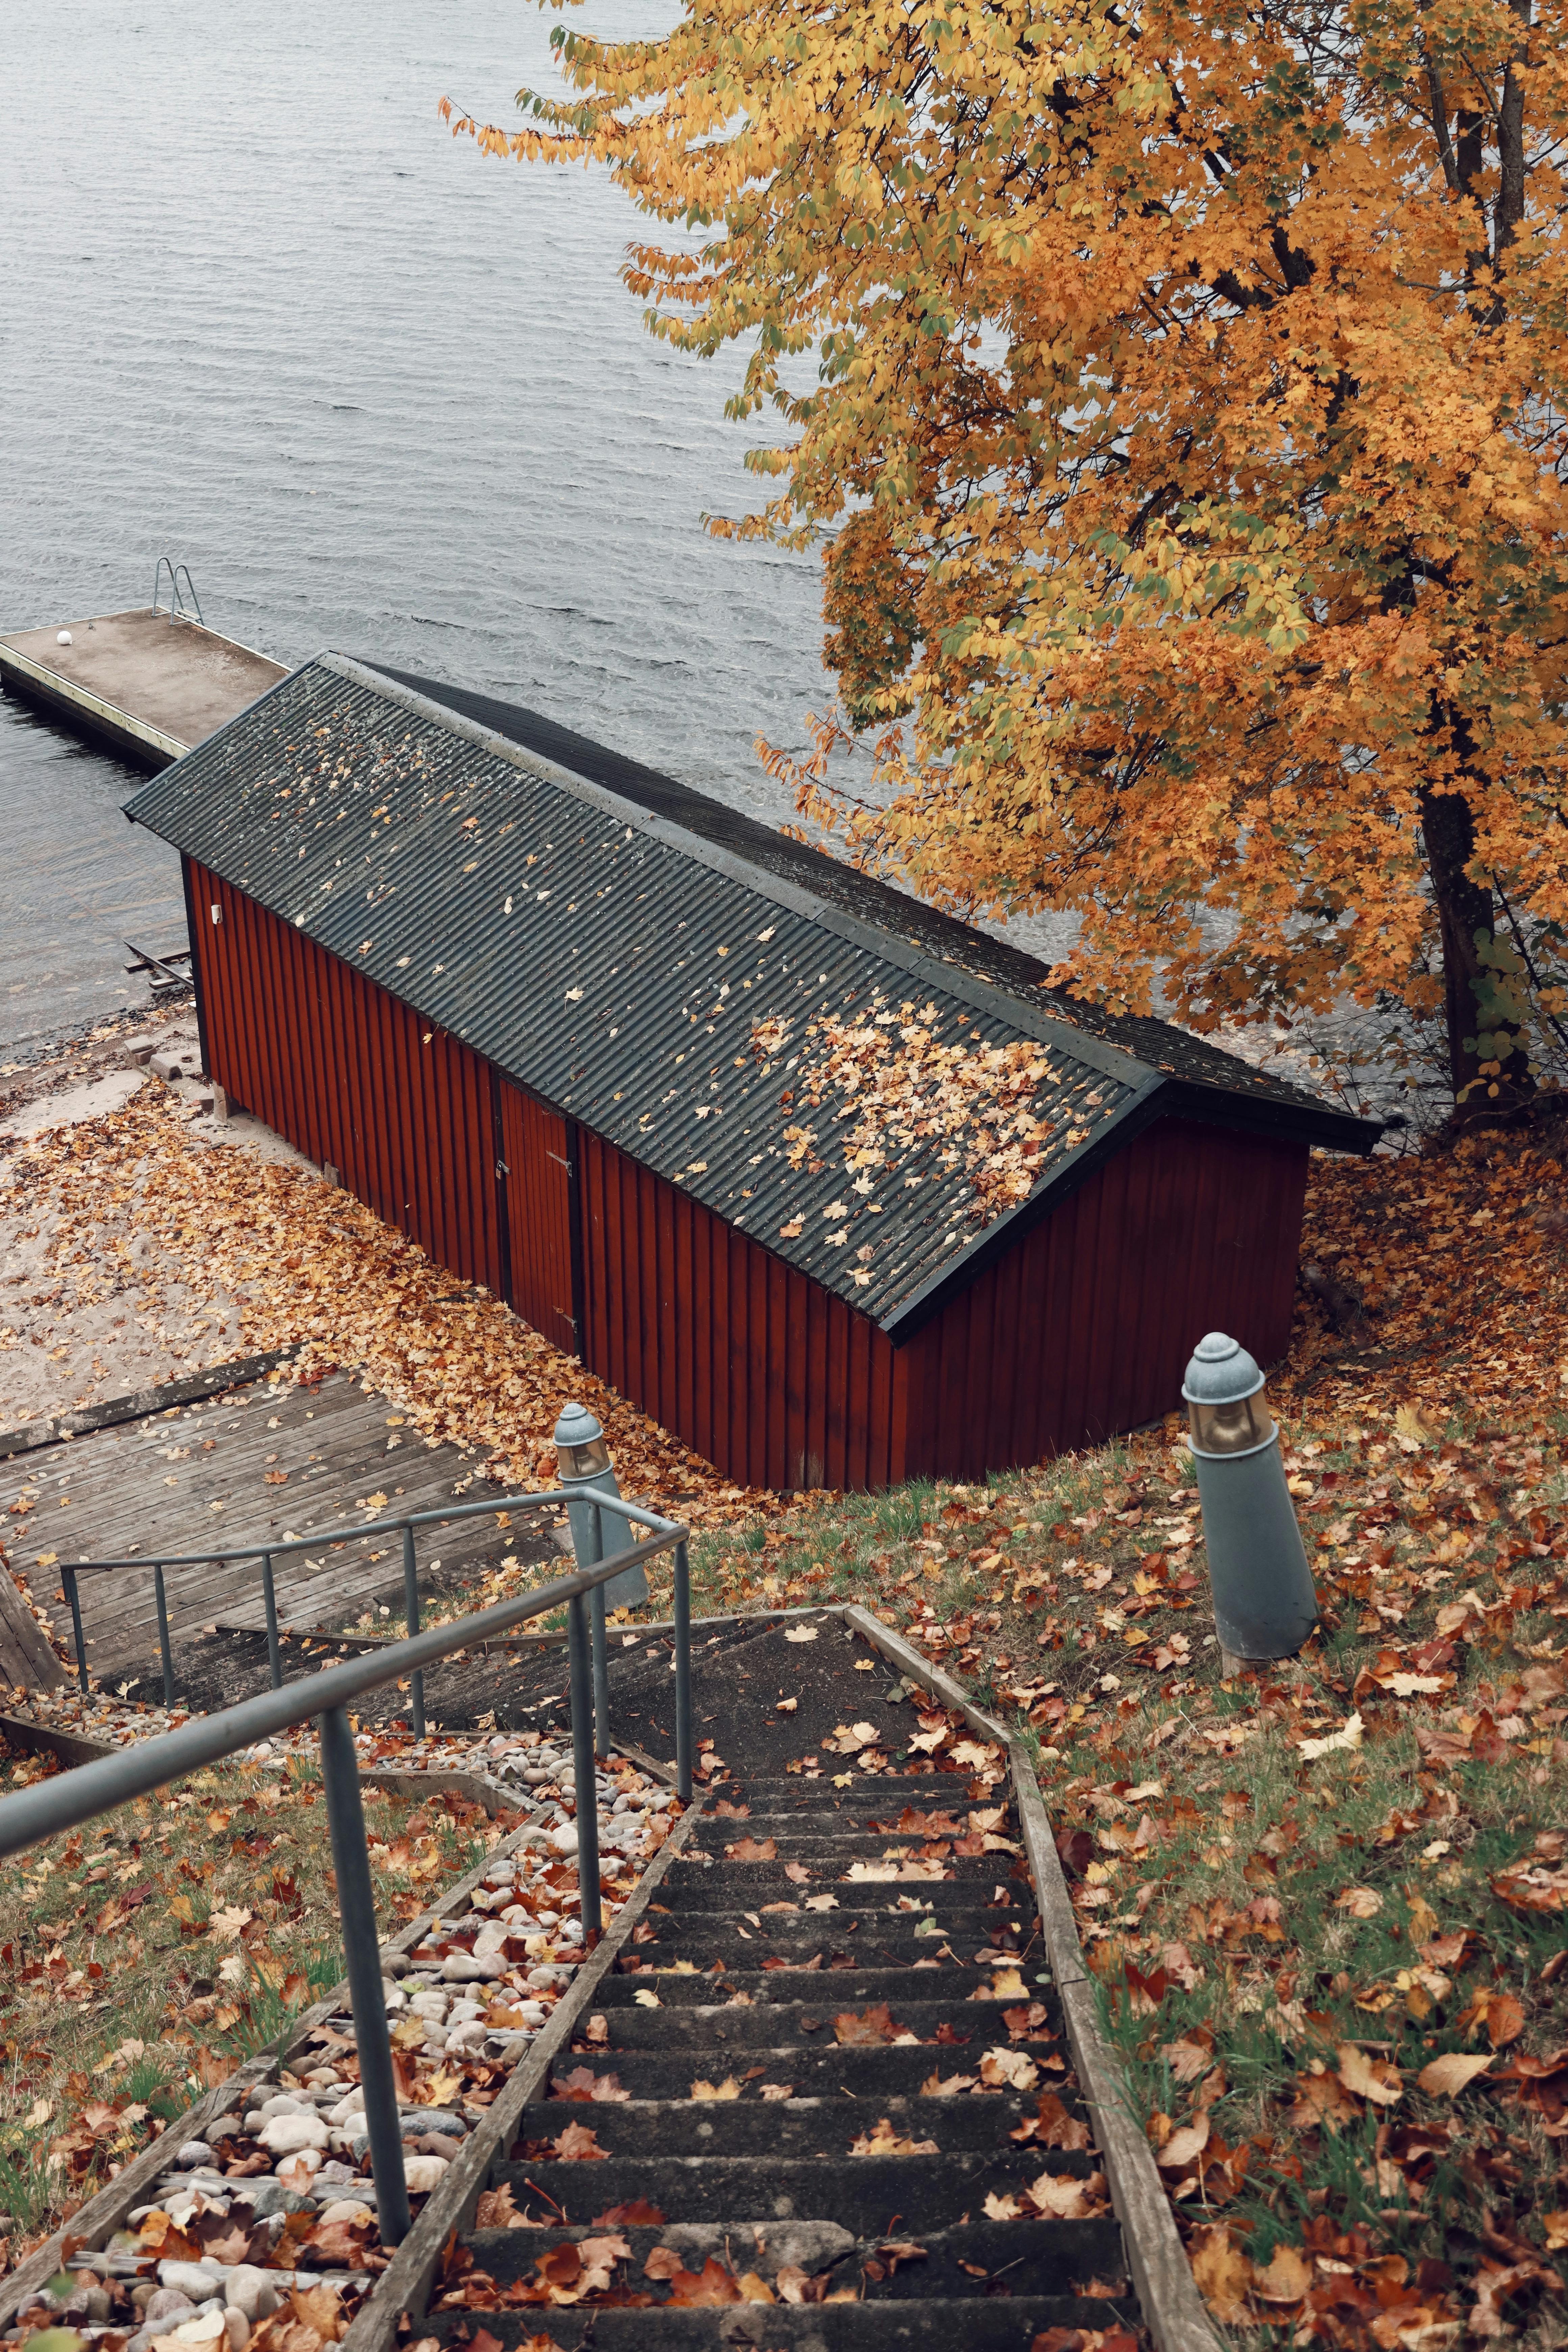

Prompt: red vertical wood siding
xmin=574 ymin=1127 xmax=897 ymax=1493
xmin=187 ymin=859 xmax=1310 ymax=1491
xmin=496 ymin=1082 xmax=576 ymax=1352
xmin=187 ymin=859 xmax=503 ymax=1296
xmin=897 ymin=1116 xmax=1308 ymax=1480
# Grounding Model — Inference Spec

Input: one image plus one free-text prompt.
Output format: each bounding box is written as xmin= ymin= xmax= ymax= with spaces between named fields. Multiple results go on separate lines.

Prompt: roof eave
xmin=878 ymin=1071 xmax=1170 ymax=1344
xmin=876 ymin=1068 xmax=1379 ymax=1345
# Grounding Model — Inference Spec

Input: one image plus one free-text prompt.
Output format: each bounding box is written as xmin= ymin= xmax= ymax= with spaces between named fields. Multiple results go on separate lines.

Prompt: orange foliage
xmin=443 ymin=0 xmax=1568 ymax=1114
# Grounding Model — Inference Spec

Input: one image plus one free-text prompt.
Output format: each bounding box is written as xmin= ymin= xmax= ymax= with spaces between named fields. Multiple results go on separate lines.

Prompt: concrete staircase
xmin=425 ymin=1769 xmax=1141 ymax=2344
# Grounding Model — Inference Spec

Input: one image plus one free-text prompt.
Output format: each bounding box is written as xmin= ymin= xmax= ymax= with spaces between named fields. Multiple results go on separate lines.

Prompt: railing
xmin=58 ymin=1486 xmax=687 ymax=1770
xmin=1 ymin=1513 xmax=692 ymax=2251
xmin=151 ymin=555 xmax=204 ymax=625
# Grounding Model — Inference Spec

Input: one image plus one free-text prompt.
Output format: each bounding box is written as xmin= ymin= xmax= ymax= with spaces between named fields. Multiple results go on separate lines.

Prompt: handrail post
xmin=62 ymin=1568 xmax=90 ymax=1696
xmin=401 ymin=1525 xmax=424 ymax=1741
xmin=317 ymin=1705 xmax=411 ymax=2246
xmin=261 ymin=1552 xmax=282 ymax=1690
xmin=153 ymin=1563 xmax=176 ymax=1708
xmin=673 ymin=1539 xmax=692 ymax=1803
xmin=589 ymin=1499 xmax=610 ymax=1763
xmin=567 ymin=1590 xmax=602 ymax=1940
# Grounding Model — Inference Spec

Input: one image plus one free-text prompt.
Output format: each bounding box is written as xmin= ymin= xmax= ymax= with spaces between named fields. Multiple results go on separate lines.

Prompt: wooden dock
xmin=0 ymin=1367 xmax=564 ymax=1687
xmin=0 ymin=607 xmax=286 ymax=770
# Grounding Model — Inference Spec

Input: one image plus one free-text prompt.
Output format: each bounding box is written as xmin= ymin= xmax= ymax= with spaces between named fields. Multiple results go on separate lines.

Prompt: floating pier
xmin=0 ymin=605 xmax=286 ymax=769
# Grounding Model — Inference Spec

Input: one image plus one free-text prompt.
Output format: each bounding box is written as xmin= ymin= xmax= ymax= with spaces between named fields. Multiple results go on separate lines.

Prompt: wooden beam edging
xmin=0 ymin=1719 xmax=540 ymax=1828
xmin=0 ymin=1350 xmax=298 ymax=1464
xmin=0 ymin=1810 xmax=553 ymax=2326
xmin=839 ymin=1602 xmax=1224 ymax=2352
xmin=338 ymin=1791 xmax=711 ymax=2352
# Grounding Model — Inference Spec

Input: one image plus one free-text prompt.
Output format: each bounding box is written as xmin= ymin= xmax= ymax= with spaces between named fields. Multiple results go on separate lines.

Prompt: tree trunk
xmin=1420 ymin=785 xmax=1533 ymax=1116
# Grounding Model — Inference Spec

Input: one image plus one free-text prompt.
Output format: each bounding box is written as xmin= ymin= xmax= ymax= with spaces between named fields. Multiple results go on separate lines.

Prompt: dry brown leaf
xmin=1337 ymin=2043 xmax=1403 ymax=2107
xmin=1250 ymin=2244 xmax=1313 ymax=2304
xmin=1417 ymin=2052 xmax=1496 ymax=2098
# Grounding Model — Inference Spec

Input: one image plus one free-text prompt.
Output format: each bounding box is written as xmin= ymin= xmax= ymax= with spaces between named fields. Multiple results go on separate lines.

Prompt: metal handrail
xmin=58 ymin=1484 xmax=681 ymax=1754
xmin=0 ymin=1515 xmax=693 ymax=2250
xmin=151 ymin=556 xmax=204 ymax=626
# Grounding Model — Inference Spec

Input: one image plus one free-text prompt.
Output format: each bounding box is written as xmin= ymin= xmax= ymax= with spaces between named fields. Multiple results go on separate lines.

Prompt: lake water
xmin=0 ymin=0 xmax=851 ymax=1049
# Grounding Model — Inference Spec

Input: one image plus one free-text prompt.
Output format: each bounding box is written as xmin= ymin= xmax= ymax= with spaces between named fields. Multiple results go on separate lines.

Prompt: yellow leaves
xmin=1297 ymin=1712 xmax=1365 ymax=1761
xmin=1417 ymin=2052 xmax=1495 ymax=2098
xmin=1335 ymin=2043 xmax=1403 ymax=2108
xmin=847 ymin=2116 xmax=938 ymax=2155
xmin=439 ymin=0 xmax=1568 ymax=1105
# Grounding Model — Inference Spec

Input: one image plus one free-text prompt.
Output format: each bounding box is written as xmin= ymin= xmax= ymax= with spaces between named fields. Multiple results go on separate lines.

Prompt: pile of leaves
xmin=0 ymin=1084 xmax=757 ymax=1518
xmin=750 ymin=990 xmax=1118 ymax=1225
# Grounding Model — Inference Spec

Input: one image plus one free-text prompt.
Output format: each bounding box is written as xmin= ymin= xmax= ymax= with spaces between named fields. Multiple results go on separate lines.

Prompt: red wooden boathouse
xmin=127 ymin=657 xmax=1377 ymax=1490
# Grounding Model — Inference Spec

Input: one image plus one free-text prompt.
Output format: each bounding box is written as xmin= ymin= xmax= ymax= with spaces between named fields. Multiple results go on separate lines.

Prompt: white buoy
xmin=56 ymin=629 xmax=72 ymax=646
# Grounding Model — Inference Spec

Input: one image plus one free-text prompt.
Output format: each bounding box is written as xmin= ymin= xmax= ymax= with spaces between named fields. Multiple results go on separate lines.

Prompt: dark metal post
xmin=589 ymin=1501 xmax=610 ymax=1762
xmin=261 ymin=1553 xmax=282 ymax=1691
xmin=674 ymin=1538 xmax=692 ymax=1804
xmin=153 ymin=1564 xmax=175 ymax=1708
xmin=62 ymin=1569 xmax=89 ymax=1696
xmin=401 ymin=1525 xmax=425 ymax=1741
xmin=316 ymin=1705 xmax=411 ymax=2246
xmin=567 ymin=1590 xmax=602 ymax=1939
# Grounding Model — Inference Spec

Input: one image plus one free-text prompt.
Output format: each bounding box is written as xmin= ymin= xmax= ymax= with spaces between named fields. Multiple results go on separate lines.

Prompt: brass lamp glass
xmin=1189 ymin=1388 xmax=1272 ymax=1456
xmin=556 ymin=1432 xmax=612 ymax=1479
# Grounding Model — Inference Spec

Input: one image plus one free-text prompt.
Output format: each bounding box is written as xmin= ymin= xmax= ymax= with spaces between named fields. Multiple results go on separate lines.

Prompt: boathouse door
xmin=495 ymin=1078 xmax=578 ymax=1355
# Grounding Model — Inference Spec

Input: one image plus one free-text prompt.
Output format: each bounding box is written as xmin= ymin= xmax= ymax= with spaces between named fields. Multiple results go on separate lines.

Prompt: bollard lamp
xmin=1181 ymin=1331 xmax=1317 ymax=1668
xmin=554 ymin=1402 xmax=648 ymax=1610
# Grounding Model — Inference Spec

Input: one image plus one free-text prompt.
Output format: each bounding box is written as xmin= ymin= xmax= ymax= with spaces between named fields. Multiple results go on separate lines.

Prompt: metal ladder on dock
xmin=152 ymin=554 xmax=203 ymax=626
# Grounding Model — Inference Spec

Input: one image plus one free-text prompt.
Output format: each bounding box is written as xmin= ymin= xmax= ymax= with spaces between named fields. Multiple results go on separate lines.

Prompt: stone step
xmin=532 ymin=2041 xmax=1080 ymax=2104
xmin=492 ymin=2149 xmax=1098 ymax=2232
xmin=564 ymin=1994 xmax=1039 ymax=2052
xmin=667 ymin=1857 xmax=1012 ymax=1893
xmin=514 ymin=2089 xmax=1070 ymax=2159
xmin=426 ymin=2296 xmax=1135 ymax=2348
xmin=608 ymin=1964 xmax=1053 ymax=2009
xmin=467 ymin=2215 xmax=1125 ymax=2299
xmin=686 ymin=1831 xmax=1014 ymax=1859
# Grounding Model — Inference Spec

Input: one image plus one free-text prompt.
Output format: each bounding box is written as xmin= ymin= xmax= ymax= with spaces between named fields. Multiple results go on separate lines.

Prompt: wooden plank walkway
xmin=0 ymin=1370 xmax=563 ymax=1685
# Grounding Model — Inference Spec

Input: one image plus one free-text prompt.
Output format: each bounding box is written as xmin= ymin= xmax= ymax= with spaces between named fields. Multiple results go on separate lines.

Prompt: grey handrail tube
xmin=57 ymin=1484 xmax=683 ymax=1715
xmin=56 ymin=1485 xmax=682 ymax=1573
xmin=0 ymin=1517 xmax=691 ymax=2252
xmin=1 ymin=1525 xmax=685 ymax=1857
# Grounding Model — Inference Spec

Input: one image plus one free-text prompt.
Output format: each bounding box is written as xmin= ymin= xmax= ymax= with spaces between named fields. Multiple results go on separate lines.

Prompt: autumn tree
xmin=444 ymin=0 xmax=1568 ymax=1118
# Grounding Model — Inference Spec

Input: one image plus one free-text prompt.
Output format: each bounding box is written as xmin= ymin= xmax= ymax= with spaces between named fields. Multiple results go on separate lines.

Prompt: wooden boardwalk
xmin=0 ymin=1369 xmax=562 ymax=1686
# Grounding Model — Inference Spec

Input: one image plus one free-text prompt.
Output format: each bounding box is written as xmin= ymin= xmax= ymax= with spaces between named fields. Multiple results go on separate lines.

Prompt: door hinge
xmin=495 ymin=1158 xmax=510 ymax=1178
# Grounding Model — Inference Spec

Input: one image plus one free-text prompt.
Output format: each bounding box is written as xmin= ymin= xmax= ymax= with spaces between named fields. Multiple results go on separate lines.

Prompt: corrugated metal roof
xmin=126 ymin=655 xmax=1377 ymax=1332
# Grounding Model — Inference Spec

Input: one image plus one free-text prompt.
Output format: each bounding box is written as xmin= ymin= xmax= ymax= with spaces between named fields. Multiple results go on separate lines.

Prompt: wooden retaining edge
xmin=339 ymin=1792 xmax=711 ymax=2352
xmin=0 ymin=1350 xmax=298 ymax=1463
xmin=839 ymin=1602 xmax=1224 ymax=2352
xmin=0 ymin=1717 xmax=537 ymax=1827
xmin=0 ymin=1806 xmax=556 ymax=2327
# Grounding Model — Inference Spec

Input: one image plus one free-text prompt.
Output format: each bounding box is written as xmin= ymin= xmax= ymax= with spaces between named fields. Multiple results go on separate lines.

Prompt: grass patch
xmin=0 ymin=1748 xmax=503 ymax=2254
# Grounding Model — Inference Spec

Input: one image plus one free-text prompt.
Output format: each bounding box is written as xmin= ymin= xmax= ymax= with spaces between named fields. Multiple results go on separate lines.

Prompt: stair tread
xmin=433 ymin=1771 xmax=1137 ymax=2344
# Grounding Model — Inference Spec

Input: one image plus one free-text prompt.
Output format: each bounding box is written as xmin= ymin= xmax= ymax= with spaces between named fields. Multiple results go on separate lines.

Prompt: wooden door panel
xmin=497 ymin=1081 xmax=577 ymax=1354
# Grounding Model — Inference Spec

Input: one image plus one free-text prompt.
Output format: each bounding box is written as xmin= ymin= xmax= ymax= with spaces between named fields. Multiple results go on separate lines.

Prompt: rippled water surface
xmin=0 ymin=0 xmax=832 ymax=1048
